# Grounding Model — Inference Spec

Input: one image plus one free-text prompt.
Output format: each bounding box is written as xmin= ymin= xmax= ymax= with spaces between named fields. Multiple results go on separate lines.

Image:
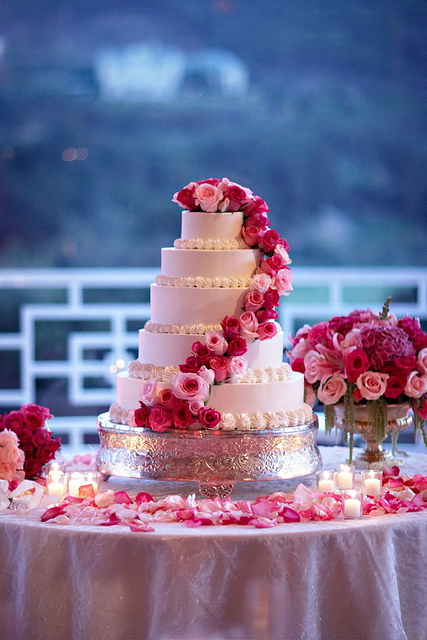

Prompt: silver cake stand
xmin=96 ymin=412 xmax=322 ymax=498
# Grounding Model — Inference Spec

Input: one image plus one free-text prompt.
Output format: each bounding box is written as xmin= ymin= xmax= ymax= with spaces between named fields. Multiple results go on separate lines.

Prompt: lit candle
xmin=317 ymin=471 xmax=335 ymax=493
xmin=362 ymin=470 xmax=383 ymax=497
xmin=344 ymin=497 xmax=361 ymax=519
xmin=47 ymin=481 xmax=65 ymax=499
xmin=335 ymin=465 xmax=355 ymax=490
xmin=66 ymin=472 xmax=100 ymax=497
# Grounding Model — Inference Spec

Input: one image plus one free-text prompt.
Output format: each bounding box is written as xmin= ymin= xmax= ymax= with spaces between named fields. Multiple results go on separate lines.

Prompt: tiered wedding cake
xmin=97 ymin=179 xmax=320 ymax=491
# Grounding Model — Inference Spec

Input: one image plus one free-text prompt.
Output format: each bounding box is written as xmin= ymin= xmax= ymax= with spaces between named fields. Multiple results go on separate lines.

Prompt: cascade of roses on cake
xmin=130 ymin=178 xmax=294 ymax=432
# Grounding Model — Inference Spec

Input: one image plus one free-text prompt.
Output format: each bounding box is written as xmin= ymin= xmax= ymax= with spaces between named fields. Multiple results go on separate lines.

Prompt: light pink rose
xmin=188 ymin=399 xmax=204 ymax=415
xmin=274 ymin=243 xmax=292 ymax=265
xmin=0 ymin=430 xmax=19 ymax=448
xmin=139 ymin=378 xmax=159 ymax=406
xmin=272 ymin=268 xmax=293 ymax=296
xmin=418 ymin=348 xmax=427 ymax=375
xmin=250 ymin=272 xmax=272 ymax=294
xmin=172 ymin=372 xmax=210 ymax=402
xmin=288 ymin=337 xmax=311 ymax=361
xmin=303 ymin=350 xmax=334 ymax=384
xmin=197 ymin=365 xmax=215 ymax=386
xmin=304 ymin=385 xmax=317 ymax=408
xmin=194 ymin=183 xmax=223 ymax=212
xmin=317 ymin=373 xmax=348 ymax=405
xmin=404 ymin=371 xmax=427 ymax=398
xmin=205 ymin=330 xmax=228 ymax=355
xmin=257 ymin=321 xmax=278 ymax=341
xmin=127 ymin=410 xmax=137 ymax=428
xmin=356 ymin=371 xmax=389 ymax=400
xmin=228 ymin=356 xmax=248 ymax=379
xmin=239 ymin=311 xmax=259 ymax=340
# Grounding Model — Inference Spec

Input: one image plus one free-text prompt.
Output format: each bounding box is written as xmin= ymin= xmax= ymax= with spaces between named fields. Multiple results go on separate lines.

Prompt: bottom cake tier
xmin=96 ymin=412 xmax=322 ymax=498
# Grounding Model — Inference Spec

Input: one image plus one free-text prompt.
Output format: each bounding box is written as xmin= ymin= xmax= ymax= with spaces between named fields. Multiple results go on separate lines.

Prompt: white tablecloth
xmin=1 ymin=446 xmax=427 ymax=640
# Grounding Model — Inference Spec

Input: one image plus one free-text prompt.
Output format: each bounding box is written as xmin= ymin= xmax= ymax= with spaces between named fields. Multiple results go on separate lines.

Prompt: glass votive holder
xmin=46 ymin=472 xmax=66 ymax=499
xmin=341 ymin=489 xmax=364 ymax=519
xmin=362 ymin=470 xmax=383 ymax=497
xmin=65 ymin=471 xmax=101 ymax=498
xmin=335 ymin=464 xmax=356 ymax=490
xmin=45 ymin=460 xmax=67 ymax=475
xmin=316 ymin=470 xmax=336 ymax=493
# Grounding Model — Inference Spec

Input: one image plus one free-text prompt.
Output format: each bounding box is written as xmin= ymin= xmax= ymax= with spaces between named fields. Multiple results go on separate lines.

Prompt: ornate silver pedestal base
xmin=96 ymin=412 xmax=322 ymax=497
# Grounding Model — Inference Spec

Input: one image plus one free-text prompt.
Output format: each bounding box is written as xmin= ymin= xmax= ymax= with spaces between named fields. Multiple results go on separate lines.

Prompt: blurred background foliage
xmin=0 ymin=0 xmax=426 ymax=269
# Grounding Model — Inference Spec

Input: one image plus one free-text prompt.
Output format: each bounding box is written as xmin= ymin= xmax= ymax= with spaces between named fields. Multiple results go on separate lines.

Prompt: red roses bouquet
xmin=288 ymin=299 xmax=427 ymax=445
xmin=0 ymin=404 xmax=61 ymax=478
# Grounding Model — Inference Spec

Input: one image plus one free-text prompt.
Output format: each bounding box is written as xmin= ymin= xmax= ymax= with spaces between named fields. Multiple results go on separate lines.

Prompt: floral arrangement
xmin=129 ymin=179 xmax=293 ymax=432
xmin=39 ymin=466 xmax=427 ymax=531
xmin=0 ymin=404 xmax=60 ymax=478
xmin=0 ymin=429 xmax=25 ymax=487
xmin=288 ymin=298 xmax=427 ymax=446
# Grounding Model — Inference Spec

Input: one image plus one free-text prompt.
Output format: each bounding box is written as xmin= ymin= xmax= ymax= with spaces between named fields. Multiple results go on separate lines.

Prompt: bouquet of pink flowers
xmin=0 ymin=429 xmax=25 ymax=488
xmin=288 ymin=299 xmax=427 ymax=443
xmin=0 ymin=404 xmax=60 ymax=478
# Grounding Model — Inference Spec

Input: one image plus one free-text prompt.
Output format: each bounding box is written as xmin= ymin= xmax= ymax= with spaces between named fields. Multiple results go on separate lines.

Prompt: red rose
xmin=21 ymin=403 xmax=53 ymax=423
xmin=172 ymin=401 xmax=194 ymax=429
xmin=209 ymin=356 xmax=229 ymax=383
xmin=24 ymin=458 xmax=43 ymax=478
xmin=226 ymin=337 xmax=248 ymax=357
xmin=174 ymin=187 xmax=197 ymax=210
xmin=263 ymin=288 xmax=280 ymax=309
xmin=180 ymin=356 xmax=201 ymax=373
xmin=134 ymin=403 xmax=150 ymax=428
xmin=257 ymin=321 xmax=278 ymax=341
xmin=255 ymin=308 xmax=278 ymax=323
xmin=260 ymin=254 xmax=285 ymax=277
xmin=23 ymin=411 xmax=44 ymax=432
xmin=258 ymin=229 xmax=280 ymax=254
xmin=221 ymin=316 xmax=241 ymax=341
xmin=157 ymin=388 xmax=179 ymax=411
xmin=198 ymin=407 xmax=221 ymax=429
xmin=3 ymin=410 xmax=24 ymax=431
xmin=414 ymin=397 xmax=427 ymax=419
xmin=148 ymin=406 xmax=173 ymax=432
xmin=397 ymin=316 xmax=422 ymax=340
xmin=241 ymin=217 xmax=267 ymax=247
xmin=290 ymin=358 xmax=305 ymax=374
xmin=344 ymin=349 xmax=370 ymax=383
xmin=384 ymin=372 xmax=407 ymax=399
xmin=191 ymin=341 xmax=213 ymax=364
xmin=413 ymin=333 xmax=427 ymax=351
xmin=224 ymin=184 xmax=248 ymax=204
xmin=353 ymin=388 xmax=364 ymax=402
xmin=394 ymin=356 xmax=418 ymax=374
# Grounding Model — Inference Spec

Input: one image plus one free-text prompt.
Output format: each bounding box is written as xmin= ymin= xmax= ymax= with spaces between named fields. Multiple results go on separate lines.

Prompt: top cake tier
xmin=181 ymin=211 xmax=245 ymax=242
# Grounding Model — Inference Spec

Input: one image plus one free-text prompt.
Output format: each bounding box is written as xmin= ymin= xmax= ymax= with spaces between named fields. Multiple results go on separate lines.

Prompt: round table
xmin=1 ymin=446 xmax=426 ymax=640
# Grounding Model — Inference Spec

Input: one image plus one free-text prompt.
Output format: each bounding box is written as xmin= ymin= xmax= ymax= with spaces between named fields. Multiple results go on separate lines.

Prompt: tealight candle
xmin=66 ymin=471 xmax=100 ymax=497
xmin=362 ymin=470 xmax=383 ymax=497
xmin=317 ymin=470 xmax=335 ymax=493
xmin=342 ymin=490 xmax=363 ymax=519
xmin=335 ymin=464 xmax=355 ymax=490
xmin=46 ymin=472 xmax=66 ymax=499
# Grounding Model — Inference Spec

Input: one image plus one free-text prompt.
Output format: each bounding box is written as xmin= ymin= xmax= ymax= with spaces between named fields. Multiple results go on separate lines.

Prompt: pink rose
xmin=239 ymin=311 xmax=259 ymax=340
xmin=272 ymin=268 xmax=293 ymax=296
xmin=194 ymin=183 xmax=223 ymax=212
xmin=274 ymin=243 xmax=292 ymax=264
xmin=139 ymin=378 xmax=159 ymax=406
xmin=258 ymin=229 xmax=280 ymax=254
xmin=257 ymin=321 xmax=278 ymax=341
xmin=260 ymin=254 xmax=285 ymax=277
xmin=172 ymin=401 xmax=194 ymax=429
xmin=172 ymin=372 xmax=210 ymax=402
xmin=188 ymin=399 xmax=204 ymax=415
xmin=356 ymin=371 xmax=389 ymax=400
xmin=243 ymin=290 xmax=264 ymax=312
xmin=244 ymin=196 xmax=270 ymax=216
xmin=263 ymin=288 xmax=280 ymax=309
xmin=255 ymin=308 xmax=278 ymax=323
xmin=198 ymin=407 xmax=222 ymax=429
xmin=209 ymin=356 xmax=230 ymax=383
xmin=157 ymin=388 xmax=179 ymax=411
xmin=205 ymin=330 xmax=228 ymax=355
xmin=149 ymin=406 xmax=173 ymax=432
xmin=241 ymin=216 xmax=268 ymax=247
xmin=221 ymin=316 xmax=241 ymax=341
xmin=418 ymin=348 xmax=427 ymax=375
xmin=317 ymin=373 xmax=348 ymax=405
xmin=250 ymin=273 xmax=272 ymax=294
xmin=224 ymin=183 xmax=251 ymax=207
xmin=303 ymin=350 xmax=335 ymax=384
xmin=404 ymin=371 xmax=427 ymax=398
xmin=226 ymin=337 xmax=248 ymax=357
xmin=228 ymin=356 xmax=248 ymax=379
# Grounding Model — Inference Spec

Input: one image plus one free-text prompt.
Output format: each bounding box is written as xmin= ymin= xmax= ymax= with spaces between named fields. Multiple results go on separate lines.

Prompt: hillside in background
xmin=0 ymin=0 xmax=426 ymax=268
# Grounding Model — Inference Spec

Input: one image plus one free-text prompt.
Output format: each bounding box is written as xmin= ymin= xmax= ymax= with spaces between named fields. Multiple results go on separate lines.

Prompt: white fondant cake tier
xmin=149 ymin=284 xmax=247 ymax=327
xmin=181 ymin=211 xmax=244 ymax=241
xmin=161 ymin=247 xmax=261 ymax=280
xmin=137 ymin=327 xmax=285 ymax=369
xmin=114 ymin=368 xmax=310 ymax=430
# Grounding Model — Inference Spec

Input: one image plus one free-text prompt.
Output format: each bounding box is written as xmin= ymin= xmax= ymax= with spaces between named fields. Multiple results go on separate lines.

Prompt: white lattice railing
xmin=1 ymin=267 xmax=426 ymax=448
